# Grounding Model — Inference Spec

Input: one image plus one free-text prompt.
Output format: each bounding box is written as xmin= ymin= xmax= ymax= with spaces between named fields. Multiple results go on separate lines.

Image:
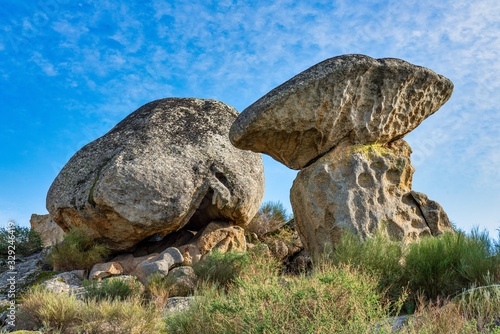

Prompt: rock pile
xmin=46 ymin=98 xmax=265 ymax=251
xmin=230 ymin=54 xmax=455 ymax=257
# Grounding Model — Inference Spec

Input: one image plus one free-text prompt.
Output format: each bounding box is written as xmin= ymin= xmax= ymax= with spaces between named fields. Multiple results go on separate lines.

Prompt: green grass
xmin=12 ymin=224 xmax=500 ymax=333
xmin=46 ymin=226 xmax=110 ymax=271
xmin=83 ymin=276 xmax=142 ymax=301
xmin=192 ymin=250 xmax=250 ymax=288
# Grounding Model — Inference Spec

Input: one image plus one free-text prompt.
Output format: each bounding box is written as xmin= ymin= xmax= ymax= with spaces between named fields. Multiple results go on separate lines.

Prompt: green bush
xmin=46 ymin=226 xmax=109 ymax=271
xmin=192 ymin=250 xmax=250 ymax=288
xmin=165 ymin=252 xmax=397 ymax=333
xmin=0 ymin=225 xmax=42 ymax=258
xmin=403 ymin=229 xmax=500 ymax=300
xmin=326 ymin=226 xmax=500 ymax=312
xmin=83 ymin=277 xmax=142 ymax=301
xmin=246 ymin=201 xmax=291 ymax=236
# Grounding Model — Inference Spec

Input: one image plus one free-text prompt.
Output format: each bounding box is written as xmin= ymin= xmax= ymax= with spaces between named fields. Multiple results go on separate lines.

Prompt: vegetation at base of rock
xmin=0 ymin=225 xmax=42 ymax=258
xmin=46 ymin=226 xmax=110 ymax=271
xmin=19 ymin=286 xmax=161 ymax=333
xmin=246 ymin=201 xmax=291 ymax=236
xmin=13 ymin=239 xmax=500 ymax=333
xmin=192 ymin=250 xmax=250 ymax=288
xmin=83 ymin=276 xmax=142 ymax=301
xmin=328 ymin=227 xmax=500 ymax=313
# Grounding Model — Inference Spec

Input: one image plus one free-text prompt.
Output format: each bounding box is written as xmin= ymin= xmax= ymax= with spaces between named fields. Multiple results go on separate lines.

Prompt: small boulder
xmin=29 ymin=214 xmax=65 ymax=247
xmin=133 ymin=247 xmax=183 ymax=283
xmin=230 ymin=54 xmax=453 ymax=169
xmin=165 ymin=266 xmax=197 ymax=296
xmin=89 ymin=262 xmax=124 ymax=280
xmin=42 ymin=271 xmax=83 ymax=294
xmin=178 ymin=221 xmax=246 ymax=265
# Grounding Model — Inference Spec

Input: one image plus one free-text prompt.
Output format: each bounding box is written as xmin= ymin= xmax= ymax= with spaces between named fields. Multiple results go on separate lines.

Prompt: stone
xmin=0 ymin=250 xmax=53 ymax=300
xmin=47 ymin=98 xmax=265 ymax=251
xmin=230 ymin=54 xmax=453 ymax=169
xmin=178 ymin=221 xmax=246 ymax=265
xmin=165 ymin=266 xmax=197 ymax=296
xmin=133 ymin=247 xmax=183 ymax=283
xmin=266 ymin=239 xmax=289 ymax=260
xmin=42 ymin=271 xmax=83 ymax=294
xmin=29 ymin=214 xmax=65 ymax=247
xmin=290 ymin=139 xmax=453 ymax=257
xmin=164 ymin=296 xmax=197 ymax=313
xmin=410 ymin=191 xmax=452 ymax=236
xmin=89 ymin=262 xmax=124 ymax=280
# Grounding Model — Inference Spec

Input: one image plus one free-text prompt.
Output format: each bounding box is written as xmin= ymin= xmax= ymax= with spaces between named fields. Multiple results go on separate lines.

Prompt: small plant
xmin=83 ymin=276 xmax=142 ymax=301
xmin=19 ymin=285 xmax=162 ymax=333
xmin=46 ymin=226 xmax=110 ymax=271
xmin=146 ymin=273 xmax=172 ymax=308
xmin=0 ymin=225 xmax=42 ymax=258
xmin=193 ymin=250 xmax=250 ymax=288
xmin=246 ymin=201 xmax=291 ymax=236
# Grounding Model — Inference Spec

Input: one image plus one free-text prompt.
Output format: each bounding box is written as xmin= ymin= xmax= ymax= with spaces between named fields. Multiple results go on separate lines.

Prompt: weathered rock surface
xmin=29 ymin=214 xmax=65 ymax=247
xmin=42 ymin=271 xmax=84 ymax=295
xmin=89 ymin=262 xmax=124 ymax=280
xmin=165 ymin=266 xmax=197 ymax=296
xmin=47 ymin=98 xmax=265 ymax=251
xmin=178 ymin=221 xmax=246 ymax=265
xmin=230 ymin=54 xmax=453 ymax=169
xmin=133 ymin=247 xmax=183 ymax=283
xmin=290 ymin=140 xmax=453 ymax=257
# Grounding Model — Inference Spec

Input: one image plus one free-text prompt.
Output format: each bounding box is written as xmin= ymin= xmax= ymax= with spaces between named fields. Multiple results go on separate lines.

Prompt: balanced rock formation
xmin=290 ymin=140 xmax=453 ymax=257
xmin=230 ymin=54 xmax=454 ymax=258
xmin=30 ymin=214 xmax=65 ymax=247
xmin=230 ymin=54 xmax=453 ymax=170
xmin=47 ymin=98 xmax=265 ymax=251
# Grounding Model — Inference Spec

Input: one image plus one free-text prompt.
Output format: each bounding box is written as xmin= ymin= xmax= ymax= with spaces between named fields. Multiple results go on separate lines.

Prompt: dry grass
xmin=19 ymin=286 xmax=163 ymax=333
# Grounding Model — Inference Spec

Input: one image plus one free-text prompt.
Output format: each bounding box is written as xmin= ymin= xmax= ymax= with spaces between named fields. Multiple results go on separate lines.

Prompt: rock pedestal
xmin=290 ymin=140 xmax=453 ymax=257
xmin=230 ymin=54 xmax=454 ymax=258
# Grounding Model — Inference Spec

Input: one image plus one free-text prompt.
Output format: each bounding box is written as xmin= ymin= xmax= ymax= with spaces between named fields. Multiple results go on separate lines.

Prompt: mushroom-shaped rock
xmin=230 ymin=54 xmax=453 ymax=170
xmin=47 ymin=98 xmax=265 ymax=251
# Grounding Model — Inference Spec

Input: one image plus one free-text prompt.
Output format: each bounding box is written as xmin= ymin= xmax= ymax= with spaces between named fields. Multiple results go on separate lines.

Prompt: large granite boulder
xmin=290 ymin=140 xmax=453 ymax=257
xmin=230 ymin=54 xmax=453 ymax=169
xmin=47 ymin=98 xmax=265 ymax=251
xmin=30 ymin=214 xmax=65 ymax=247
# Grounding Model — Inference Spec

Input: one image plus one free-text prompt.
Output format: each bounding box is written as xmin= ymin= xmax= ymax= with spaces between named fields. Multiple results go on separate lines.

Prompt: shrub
xmin=83 ymin=276 xmax=142 ymax=301
xmin=0 ymin=225 xmax=42 ymax=258
xmin=246 ymin=201 xmax=291 ymax=236
xmin=19 ymin=285 xmax=162 ymax=333
xmin=146 ymin=272 xmax=173 ymax=308
xmin=46 ymin=226 xmax=110 ymax=271
xmin=165 ymin=252 xmax=397 ymax=333
xmin=403 ymin=229 xmax=500 ymax=300
xmin=192 ymin=250 xmax=250 ymax=288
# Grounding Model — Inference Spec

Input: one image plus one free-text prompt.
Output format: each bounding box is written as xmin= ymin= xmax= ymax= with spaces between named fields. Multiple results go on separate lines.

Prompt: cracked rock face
xmin=46 ymin=98 xmax=265 ymax=251
xmin=230 ymin=54 xmax=453 ymax=170
xmin=290 ymin=139 xmax=453 ymax=257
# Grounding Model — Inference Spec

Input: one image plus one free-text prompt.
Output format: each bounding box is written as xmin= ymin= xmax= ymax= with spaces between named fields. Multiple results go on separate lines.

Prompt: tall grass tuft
xmin=83 ymin=276 xmax=142 ymax=301
xmin=20 ymin=285 xmax=162 ymax=333
xmin=46 ymin=226 xmax=110 ymax=271
xmin=192 ymin=250 xmax=250 ymax=288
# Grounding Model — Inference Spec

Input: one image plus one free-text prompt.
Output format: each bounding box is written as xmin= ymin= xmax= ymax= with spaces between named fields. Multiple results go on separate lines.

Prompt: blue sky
xmin=1 ymin=0 xmax=499 ymax=237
